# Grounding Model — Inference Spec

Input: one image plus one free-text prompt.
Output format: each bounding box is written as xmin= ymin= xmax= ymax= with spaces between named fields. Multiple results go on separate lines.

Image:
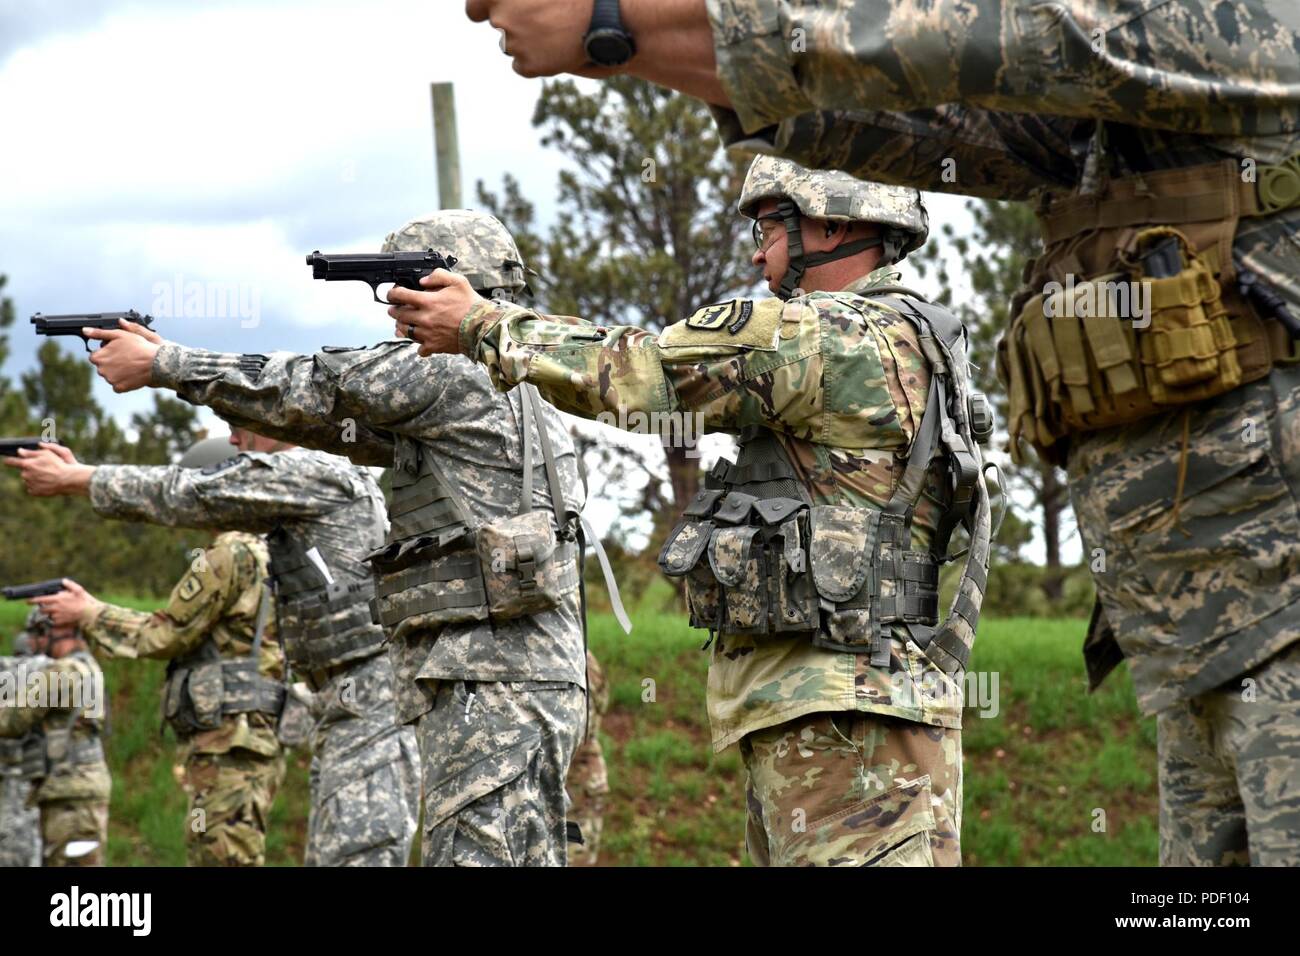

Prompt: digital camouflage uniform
xmin=0 ymin=649 xmax=44 ymax=867
xmin=145 ymin=211 xmax=589 ymax=867
xmin=699 ymin=0 xmax=1300 ymax=864
xmin=88 ymin=449 xmax=419 ymax=867
xmin=0 ymin=644 xmax=110 ymax=867
xmin=456 ymin=218 xmax=980 ymax=865
xmin=565 ymin=649 xmax=608 ymax=866
xmin=82 ymin=530 xmax=286 ymax=866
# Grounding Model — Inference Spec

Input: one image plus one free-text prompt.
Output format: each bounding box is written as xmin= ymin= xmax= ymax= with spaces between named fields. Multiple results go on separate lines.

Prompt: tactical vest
xmin=23 ymin=650 xmax=105 ymax=782
xmin=999 ymin=152 xmax=1300 ymax=466
xmin=658 ymin=291 xmax=995 ymax=675
xmin=267 ymin=479 xmax=388 ymax=673
xmin=368 ymin=384 xmax=581 ymax=643
xmin=161 ymin=587 xmax=286 ymax=737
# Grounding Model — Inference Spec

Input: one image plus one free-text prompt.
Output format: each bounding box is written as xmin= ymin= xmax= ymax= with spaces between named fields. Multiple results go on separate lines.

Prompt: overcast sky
xmin=0 ymin=0 xmax=1072 ymax=561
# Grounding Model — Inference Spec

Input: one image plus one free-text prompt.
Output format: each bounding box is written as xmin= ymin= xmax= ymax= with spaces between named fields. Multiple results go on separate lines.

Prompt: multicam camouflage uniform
xmin=698 ymin=0 xmax=1300 ymax=864
xmin=145 ymin=211 xmax=588 ymax=866
xmin=0 ymin=643 xmax=44 ymax=867
xmin=565 ymin=649 xmax=609 ymax=866
xmin=84 ymin=531 xmax=286 ymax=866
xmin=0 ymin=630 xmax=110 ymax=867
xmin=88 ymin=448 xmax=419 ymax=867
xmin=454 ymin=162 xmax=990 ymax=866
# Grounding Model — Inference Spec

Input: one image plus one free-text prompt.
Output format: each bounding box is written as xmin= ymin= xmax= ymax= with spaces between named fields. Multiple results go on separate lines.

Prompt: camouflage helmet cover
xmin=382 ymin=209 xmax=529 ymax=298
xmin=739 ymin=156 xmax=930 ymax=261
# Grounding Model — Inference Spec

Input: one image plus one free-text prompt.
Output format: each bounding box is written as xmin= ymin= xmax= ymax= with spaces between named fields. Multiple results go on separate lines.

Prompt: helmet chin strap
xmin=775 ymin=200 xmax=885 ymax=300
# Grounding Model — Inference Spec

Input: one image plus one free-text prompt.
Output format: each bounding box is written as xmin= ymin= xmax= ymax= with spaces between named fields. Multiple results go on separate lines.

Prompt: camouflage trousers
xmin=306 ymin=653 xmax=419 ymax=867
xmin=41 ymin=797 xmax=109 ymax=867
xmin=741 ymin=712 xmax=962 ymax=866
xmin=419 ymin=679 xmax=584 ymax=867
xmin=182 ymin=750 xmax=285 ymax=867
xmin=1158 ymin=640 xmax=1300 ymax=866
xmin=0 ymin=774 xmax=40 ymax=867
xmin=565 ymin=650 xmax=609 ymax=866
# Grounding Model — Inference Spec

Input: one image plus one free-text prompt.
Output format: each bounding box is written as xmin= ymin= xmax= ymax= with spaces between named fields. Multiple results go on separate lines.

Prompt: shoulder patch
xmin=659 ymin=299 xmax=783 ymax=351
xmin=199 ymin=454 xmax=247 ymax=477
xmin=177 ymin=573 xmax=203 ymax=601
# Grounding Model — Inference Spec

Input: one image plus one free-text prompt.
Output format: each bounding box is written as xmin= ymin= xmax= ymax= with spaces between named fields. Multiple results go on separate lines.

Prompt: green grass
xmin=2 ymin=597 xmax=1158 ymax=866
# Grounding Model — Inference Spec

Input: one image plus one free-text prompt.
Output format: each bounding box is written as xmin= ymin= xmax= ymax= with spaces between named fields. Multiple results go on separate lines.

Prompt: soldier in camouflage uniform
xmin=566 ymin=648 xmax=608 ymax=866
xmin=9 ymin=437 xmax=419 ymax=868
xmin=34 ymin=512 xmax=287 ymax=866
xmin=466 ymin=0 xmax=1300 ymax=868
xmin=0 ymin=610 xmax=110 ymax=866
xmin=0 ymin=632 xmax=44 ymax=867
xmin=397 ymin=160 xmax=994 ymax=866
xmin=82 ymin=210 xmax=589 ymax=867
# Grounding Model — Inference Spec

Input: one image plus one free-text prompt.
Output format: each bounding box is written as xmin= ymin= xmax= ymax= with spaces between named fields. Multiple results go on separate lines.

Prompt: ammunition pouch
xmin=369 ymin=384 xmax=579 ymax=641
xmin=1000 ymin=158 xmax=1300 ymax=465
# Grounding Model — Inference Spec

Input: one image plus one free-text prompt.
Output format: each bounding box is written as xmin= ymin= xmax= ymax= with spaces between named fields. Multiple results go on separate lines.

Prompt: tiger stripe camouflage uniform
xmin=143 ymin=211 xmax=589 ymax=866
xmin=82 ymin=531 xmax=285 ymax=866
xmin=453 ymin=194 xmax=983 ymax=865
xmin=88 ymin=449 xmax=419 ymax=867
xmin=698 ymin=0 xmax=1300 ymax=865
xmin=0 ymin=648 xmax=44 ymax=867
xmin=0 ymin=643 xmax=110 ymax=867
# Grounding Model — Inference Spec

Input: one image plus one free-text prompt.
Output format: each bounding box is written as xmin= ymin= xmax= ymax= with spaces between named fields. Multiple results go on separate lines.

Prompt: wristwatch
xmin=583 ymin=0 xmax=636 ymax=67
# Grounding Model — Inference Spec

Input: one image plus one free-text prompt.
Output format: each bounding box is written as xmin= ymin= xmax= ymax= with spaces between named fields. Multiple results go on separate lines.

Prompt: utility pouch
xmin=476 ymin=509 xmax=571 ymax=621
xmin=185 ymin=661 xmax=226 ymax=732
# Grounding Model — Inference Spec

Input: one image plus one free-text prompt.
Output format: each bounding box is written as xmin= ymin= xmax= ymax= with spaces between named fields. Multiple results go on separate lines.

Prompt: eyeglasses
xmin=751 ymin=213 xmax=787 ymax=252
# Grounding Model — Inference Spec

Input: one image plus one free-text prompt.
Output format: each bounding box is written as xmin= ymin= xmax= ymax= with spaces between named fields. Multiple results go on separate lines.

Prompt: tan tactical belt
xmin=999 ymin=157 xmax=1300 ymax=465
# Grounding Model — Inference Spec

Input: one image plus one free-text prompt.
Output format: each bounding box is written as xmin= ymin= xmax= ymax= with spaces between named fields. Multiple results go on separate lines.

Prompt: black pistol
xmin=31 ymin=310 xmax=155 ymax=353
xmin=0 ymin=438 xmax=42 ymax=458
xmin=306 ymin=249 xmax=458 ymax=303
xmin=2 ymin=579 xmax=67 ymax=600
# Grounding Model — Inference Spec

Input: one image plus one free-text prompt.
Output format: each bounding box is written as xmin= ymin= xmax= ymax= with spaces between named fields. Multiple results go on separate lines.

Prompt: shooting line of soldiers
xmin=2 ymin=0 xmax=1298 ymax=867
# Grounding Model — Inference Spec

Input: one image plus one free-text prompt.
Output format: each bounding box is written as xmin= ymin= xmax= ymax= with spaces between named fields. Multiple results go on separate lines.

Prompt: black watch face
xmin=585 ymin=30 xmax=633 ymax=66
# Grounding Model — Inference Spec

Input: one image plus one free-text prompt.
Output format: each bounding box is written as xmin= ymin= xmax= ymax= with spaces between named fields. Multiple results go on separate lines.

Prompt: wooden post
xmin=430 ymin=83 xmax=462 ymax=209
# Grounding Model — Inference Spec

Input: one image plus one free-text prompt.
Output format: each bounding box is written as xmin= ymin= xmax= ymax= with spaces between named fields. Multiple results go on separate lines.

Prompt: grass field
xmin=2 ymin=594 xmax=1158 ymax=866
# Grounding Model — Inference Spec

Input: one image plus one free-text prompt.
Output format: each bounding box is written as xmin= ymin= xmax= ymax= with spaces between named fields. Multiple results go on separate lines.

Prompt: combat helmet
xmin=739 ymin=156 xmax=929 ymax=299
xmin=179 ymin=435 xmax=238 ymax=471
xmin=382 ymin=209 xmax=530 ymax=301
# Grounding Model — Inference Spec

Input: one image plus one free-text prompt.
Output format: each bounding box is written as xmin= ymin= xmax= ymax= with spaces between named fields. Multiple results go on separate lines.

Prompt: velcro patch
xmin=659 ymin=299 xmax=782 ymax=351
